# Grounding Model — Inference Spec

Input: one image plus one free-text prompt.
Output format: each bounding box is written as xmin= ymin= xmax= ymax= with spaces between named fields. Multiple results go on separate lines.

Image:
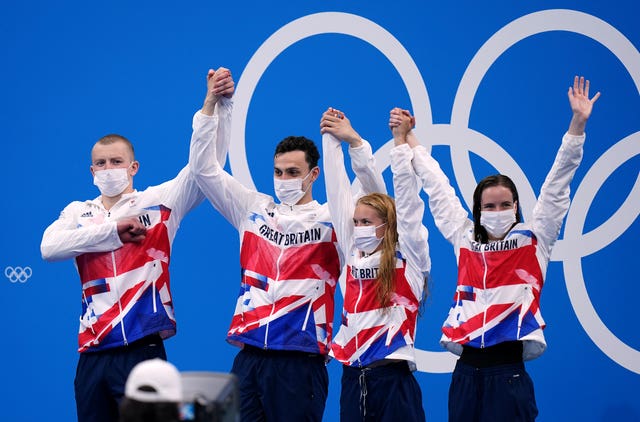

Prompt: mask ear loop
xmin=300 ymin=166 xmax=318 ymax=194
xmin=375 ymin=222 xmax=387 ymax=241
xmin=127 ymin=161 xmax=137 ymax=177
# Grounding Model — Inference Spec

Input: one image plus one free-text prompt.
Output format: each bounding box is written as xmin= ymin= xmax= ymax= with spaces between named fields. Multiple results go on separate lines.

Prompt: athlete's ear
xmin=311 ymin=165 xmax=320 ymax=182
xmin=129 ymin=161 xmax=140 ymax=177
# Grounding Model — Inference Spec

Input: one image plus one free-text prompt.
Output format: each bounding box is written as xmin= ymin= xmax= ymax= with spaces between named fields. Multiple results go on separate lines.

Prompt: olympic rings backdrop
xmin=3 ymin=1 xmax=638 ymax=420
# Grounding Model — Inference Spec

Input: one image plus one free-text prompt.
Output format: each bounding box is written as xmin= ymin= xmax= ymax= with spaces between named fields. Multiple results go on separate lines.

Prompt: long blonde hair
xmin=356 ymin=193 xmax=398 ymax=308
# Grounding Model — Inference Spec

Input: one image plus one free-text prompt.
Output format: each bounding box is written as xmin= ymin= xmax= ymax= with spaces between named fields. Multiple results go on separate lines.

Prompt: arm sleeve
xmin=348 ymin=139 xmax=388 ymax=197
xmin=189 ymin=101 xmax=263 ymax=229
xmin=131 ymin=99 xmax=245 ymax=230
xmin=322 ymin=133 xmax=356 ymax=262
xmin=531 ymin=132 xmax=585 ymax=252
xmin=391 ymin=144 xmax=430 ymax=296
xmin=411 ymin=145 xmax=471 ymax=246
xmin=214 ymin=97 xmax=233 ymax=167
xmin=147 ymin=164 xmax=206 ymax=225
xmin=40 ymin=202 xmax=123 ymax=261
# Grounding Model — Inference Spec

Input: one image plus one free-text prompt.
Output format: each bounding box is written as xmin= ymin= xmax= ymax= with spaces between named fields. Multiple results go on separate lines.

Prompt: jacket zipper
xmin=301 ymin=285 xmax=315 ymax=331
xmin=354 ymin=277 xmax=364 ymax=367
xmin=152 ymin=259 xmax=157 ymax=313
xmin=264 ymin=248 xmax=285 ymax=349
xmin=82 ymin=291 xmax=97 ymax=335
xmin=106 ymin=207 xmax=128 ymax=345
xmin=111 ymin=251 xmax=128 ymax=345
xmin=480 ymin=247 xmax=488 ymax=348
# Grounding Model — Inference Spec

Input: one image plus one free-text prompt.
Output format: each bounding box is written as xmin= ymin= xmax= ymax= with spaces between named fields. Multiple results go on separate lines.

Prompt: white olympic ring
xmin=5 ymin=266 xmax=33 ymax=283
xmin=229 ymin=11 xmax=454 ymax=373
xmin=228 ymin=10 xmax=640 ymax=373
xmin=443 ymin=9 xmax=640 ymax=374
xmin=229 ymin=12 xmax=433 ymax=189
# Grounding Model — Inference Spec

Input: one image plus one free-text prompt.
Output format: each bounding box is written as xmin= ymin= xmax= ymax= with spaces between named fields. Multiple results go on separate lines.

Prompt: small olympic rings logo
xmin=5 ymin=266 xmax=33 ymax=283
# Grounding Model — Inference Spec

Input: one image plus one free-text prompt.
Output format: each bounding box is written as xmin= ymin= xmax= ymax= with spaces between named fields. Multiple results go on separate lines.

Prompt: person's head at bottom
xmin=120 ymin=358 xmax=183 ymax=422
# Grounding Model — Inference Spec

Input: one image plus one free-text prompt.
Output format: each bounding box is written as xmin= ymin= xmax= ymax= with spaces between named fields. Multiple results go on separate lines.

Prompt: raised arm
xmin=149 ymin=69 xmax=238 ymax=227
xmin=320 ymin=108 xmax=359 ymax=256
xmin=201 ymin=68 xmax=234 ymax=166
xmin=532 ymin=76 xmax=600 ymax=250
xmin=42 ymin=70 xmax=235 ymax=261
xmin=320 ymin=107 xmax=387 ymax=197
xmin=389 ymin=112 xmax=430 ymax=290
xmin=390 ymin=108 xmax=471 ymax=246
xmin=189 ymin=68 xmax=259 ymax=229
xmin=567 ymin=75 xmax=600 ymax=136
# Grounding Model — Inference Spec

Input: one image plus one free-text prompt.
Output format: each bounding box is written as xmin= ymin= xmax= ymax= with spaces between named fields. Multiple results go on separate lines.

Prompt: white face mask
xmin=274 ymin=170 xmax=314 ymax=206
xmin=353 ymin=223 xmax=385 ymax=254
xmin=93 ymin=167 xmax=131 ymax=197
xmin=480 ymin=209 xmax=516 ymax=239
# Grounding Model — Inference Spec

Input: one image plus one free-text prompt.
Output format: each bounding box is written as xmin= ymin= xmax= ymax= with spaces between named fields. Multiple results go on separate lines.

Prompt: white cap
xmin=125 ymin=358 xmax=183 ymax=403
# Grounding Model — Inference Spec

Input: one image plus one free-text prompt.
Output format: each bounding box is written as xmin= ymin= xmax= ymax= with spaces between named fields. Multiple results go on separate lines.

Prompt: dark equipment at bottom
xmin=180 ymin=372 xmax=239 ymax=422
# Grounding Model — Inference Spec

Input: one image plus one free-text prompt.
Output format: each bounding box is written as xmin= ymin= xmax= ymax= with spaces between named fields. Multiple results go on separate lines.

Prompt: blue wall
xmin=2 ymin=1 xmax=638 ymax=420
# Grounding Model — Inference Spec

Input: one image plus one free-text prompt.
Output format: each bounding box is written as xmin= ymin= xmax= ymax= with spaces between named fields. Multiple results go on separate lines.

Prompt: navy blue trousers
xmin=231 ymin=345 xmax=328 ymax=422
xmin=340 ymin=361 xmax=426 ymax=422
xmin=448 ymin=361 xmax=538 ymax=422
xmin=74 ymin=335 xmax=166 ymax=422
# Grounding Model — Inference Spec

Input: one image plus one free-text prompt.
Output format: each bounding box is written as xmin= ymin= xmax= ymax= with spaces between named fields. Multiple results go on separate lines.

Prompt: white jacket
xmin=189 ymin=100 xmax=387 ymax=354
xmin=324 ymin=137 xmax=430 ymax=367
xmin=41 ymin=156 xmax=206 ymax=352
xmin=412 ymin=133 xmax=585 ymax=360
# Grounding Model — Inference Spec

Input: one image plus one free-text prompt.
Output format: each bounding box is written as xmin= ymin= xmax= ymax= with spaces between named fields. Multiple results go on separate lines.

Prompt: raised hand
xmin=567 ymin=75 xmax=600 ymax=136
xmin=389 ymin=107 xmax=414 ymax=145
xmin=202 ymin=67 xmax=235 ymax=115
xmin=214 ymin=67 xmax=234 ymax=99
xmin=320 ymin=107 xmax=362 ymax=147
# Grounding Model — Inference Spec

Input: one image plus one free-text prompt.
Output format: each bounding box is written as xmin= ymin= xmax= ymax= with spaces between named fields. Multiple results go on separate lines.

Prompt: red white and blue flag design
xmin=442 ymin=230 xmax=546 ymax=349
xmin=227 ymin=214 xmax=341 ymax=355
xmin=331 ymin=252 xmax=420 ymax=367
xmin=76 ymin=205 xmax=175 ymax=352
